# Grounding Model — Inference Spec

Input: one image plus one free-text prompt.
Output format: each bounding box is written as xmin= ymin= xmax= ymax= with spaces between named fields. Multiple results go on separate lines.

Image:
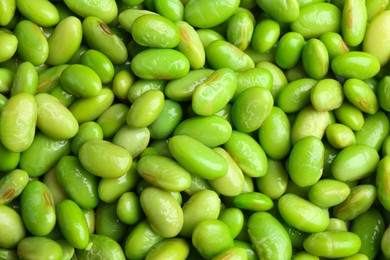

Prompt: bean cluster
xmin=0 ymin=0 xmax=390 ymax=259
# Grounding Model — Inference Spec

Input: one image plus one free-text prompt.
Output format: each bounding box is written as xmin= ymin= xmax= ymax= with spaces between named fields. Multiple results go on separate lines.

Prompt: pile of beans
xmin=0 ymin=0 xmax=390 ymax=259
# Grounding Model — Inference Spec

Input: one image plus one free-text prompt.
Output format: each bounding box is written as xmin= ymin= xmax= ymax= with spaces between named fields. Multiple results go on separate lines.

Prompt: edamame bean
xmin=60 ymin=64 xmax=102 ymax=97
xmin=37 ymin=64 xmax=68 ymax=93
xmin=333 ymin=184 xmax=377 ymax=221
xmin=208 ymin=147 xmax=245 ymax=196
xmin=127 ymin=79 xmax=166 ymax=103
xmin=176 ymin=20 xmax=206 ymax=69
xmin=325 ymin=123 xmax=356 ymax=149
xmin=131 ymin=48 xmax=190 ymax=79
xmin=19 ymin=132 xmax=70 ymax=177
xmin=116 ymin=191 xmax=142 ymax=225
xmin=64 ymin=0 xmax=118 ymax=24
xmin=247 ymin=211 xmax=292 ymax=260
xmin=82 ymin=16 xmax=127 ymax=65
xmin=98 ymin=162 xmax=139 ymax=203
xmin=258 ymin=107 xmax=291 ymax=159
xmin=112 ymin=125 xmax=150 ymax=158
xmin=79 ymin=139 xmax=132 ymax=178
xmin=224 ymin=130 xmax=268 ymax=177
xmin=0 ymin=204 xmax=25 ymax=249
xmin=308 ymin=179 xmax=350 ymax=208
xmin=96 ymin=103 xmax=128 ymax=139
xmin=56 ymin=199 xmax=89 ymax=249
xmin=382 ymin=226 xmax=390 ymax=259
xmin=16 ymin=0 xmax=59 ymax=27
xmin=291 ymin=2 xmax=341 ymax=38
xmin=232 ymin=86 xmax=273 ymax=133
xmin=331 ymin=52 xmax=381 ymax=80
xmin=17 ymin=237 xmax=63 ymax=260
xmin=80 ymin=49 xmax=115 ymax=85
xmin=319 ymin=32 xmax=349 ymax=61
xmin=376 ymin=156 xmax=390 ymax=211
xmin=169 ymin=135 xmax=228 ymax=179
xmin=131 ymin=14 xmax=180 ymax=48
xmin=233 ymin=192 xmax=274 ymax=212
xmin=123 ymin=220 xmax=164 ymax=260
xmin=227 ymin=10 xmax=254 ymax=51
xmin=343 ymin=78 xmax=379 ymax=114
xmin=140 ymin=187 xmax=183 ymax=238
xmin=303 ymin=231 xmax=361 ymax=258
xmin=113 ymin=69 xmax=136 ymax=101
xmin=76 ymin=234 xmax=125 ymax=260
xmin=301 ymin=38 xmax=329 ymax=79
xmin=0 ymin=67 xmax=14 ymax=93
xmin=275 ymin=32 xmax=305 ymax=69
xmin=137 ymin=154 xmax=192 ymax=191
xmin=0 ymin=0 xmax=15 ymax=26
xmin=206 ymin=40 xmax=255 ymax=71
xmin=192 ymin=68 xmax=236 ymax=116
xmin=311 ymin=78 xmax=344 ymax=111
xmin=256 ymin=158 xmax=288 ymax=199
xmin=341 ymin=0 xmax=367 ymax=47
xmin=0 ymin=92 xmax=36 ymax=152
xmin=184 ymin=0 xmax=240 ymax=28
xmin=0 ymin=29 xmax=17 ymax=63
xmin=69 ymin=87 xmax=115 ymax=123
xmin=334 ymin=101 xmax=365 ymax=131
xmin=234 ymin=67 xmax=273 ymax=99
xmin=251 ymin=19 xmax=280 ymax=54
xmin=350 ymin=208 xmax=385 ymax=260
xmin=95 ymin=201 xmax=127 ymax=242
xmin=35 ymin=93 xmax=79 ymax=140
xmin=0 ymin=169 xmax=28 ymax=205
xmin=46 ymin=16 xmax=82 ymax=65
xmin=192 ymin=219 xmax=234 ymax=259
xmin=290 ymin=105 xmax=329 ymax=145
xmin=278 ymin=193 xmax=329 ymax=233
xmin=155 ymin=0 xmax=184 ymax=22
xmin=56 ymin=156 xmax=99 ymax=209
xmin=332 ymin=144 xmax=379 ymax=182
xmin=20 ymin=181 xmax=56 ymax=236
xmin=218 ymin=208 xmax=244 ymax=239
xmin=289 ymin=136 xmax=324 ymax=187
xmin=145 ymin=238 xmax=190 ymax=260
xmin=70 ymin=121 xmax=103 ymax=156
xmin=363 ymin=10 xmax=390 ymax=66
xmin=276 ymin=78 xmax=317 ymax=113
xmin=256 ymin=0 xmax=299 ymax=23
xmin=0 ymin=142 xmax=19 ymax=172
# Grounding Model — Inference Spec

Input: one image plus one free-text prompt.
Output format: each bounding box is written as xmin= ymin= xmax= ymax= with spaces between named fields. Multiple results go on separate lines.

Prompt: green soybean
xmin=64 ymin=0 xmax=118 ymax=24
xmin=291 ymin=2 xmax=341 ymax=38
xmin=131 ymin=48 xmax=190 ymax=80
xmin=350 ymin=208 xmax=385 ymax=260
xmin=184 ymin=0 xmax=240 ymax=28
xmin=140 ymin=187 xmax=183 ymax=238
xmin=192 ymin=68 xmax=237 ymax=116
xmin=331 ymin=144 xmax=379 ymax=182
xmin=308 ymin=179 xmax=351 ymax=208
xmin=19 ymin=132 xmax=70 ymax=177
xmin=278 ymin=193 xmax=329 ymax=233
xmin=343 ymin=78 xmax=379 ymax=114
xmin=275 ymin=32 xmax=305 ymax=69
xmin=76 ymin=234 xmax=125 ymax=260
xmin=60 ymin=64 xmax=102 ymax=97
xmin=56 ymin=199 xmax=89 ymax=249
xmin=0 ymin=204 xmax=25 ymax=249
xmin=47 ymin=16 xmax=82 ymax=65
xmin=325 ymin=123 xmax=356 ymax=149
xmin=17 ymin=237 xmax=63 ymax=260
xmin=208 ymin=147 xmax=245 ymax=196
xmin=251 ymin=19 xmax=280 ymax=54
xmin=155 ymin=0 xmax=184 ymax=22
xmin=80 ymin=49 xmax=115 ymax=85
xmin=301 ymin=38 xmax=329 ymax=79
xmin=82 ymin=16 xmax=127 ymax=65
xmin=0 ymin=169 xmax=28 ymax=205
xmin=131 ymin=14 xmax=180 ymax=48
xmin=233 ymin=192 xmax=274 ymax=212
xmin=377 ymin=155 xmax=390 ymax=211
xmin=224 ymin=130 xmax=268 ymax=178
xmin=112 ymin=125 xmax=150 ymax=158
xmin=247 ymin=211 xmax=292 ymax=260
xmin=99 ymin=162 xmax=139 ymax=203
xmin=56 ymin=156 xmax=100 ymax=209
xmin=206 ymin=40 xmax=255 ymax=71
xmin=227 ymin=10 xmax=254 ymax=51
xmin=255 ymin=0 xmax=299 ymax=23
xmin=169 ymin=135 xmax=228 ymax=179
xmin=303 ymin=231 xmax=361 ymax=258
xmin=0 ymin=92 xmax=36 ymax=152
xmin=341 ymin=0 xmax=367 ymax=47
xmin=20 ymin=181 xmax=56 ymax=236
xmin=334 ymin=101 xmax=365 ymax=131
xmin=0 ymin=0 xmax=15 ymax=26
xmin=192 ymin=219 xmax=234 ymax=259
xmin=355 ymin=111 xmax=390 ymax=151
xmin=333 ymin=184 xmax=377 ymax=221
xmin=232 ymin=87 xmax=273 ymax=133
xmin=0 ymin=29 xmax=17 ymax=63
xmin=116 ymin=191 xmax=143 ymax=225
xmin=137 ymin=155 xmax=192 ymax=191
xmin=311 ymin=78 xmax=344 ymax=111
xmin=95 ymin=201 xmax=127 ymax=242
xmin=331 ymin=51 xmax=381 ymax=80
xmin=145 ymin=238 xmax=190 ymax=260
xmin=288 ymin=136 xmax=324 ymax=187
